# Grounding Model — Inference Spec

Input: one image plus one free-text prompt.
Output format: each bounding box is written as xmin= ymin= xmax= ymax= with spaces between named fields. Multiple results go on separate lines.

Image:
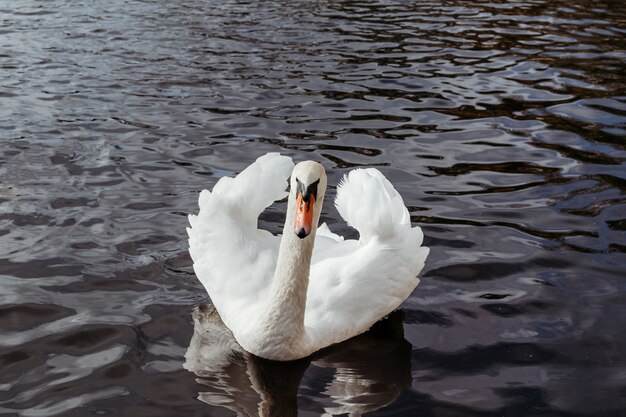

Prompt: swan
xmin=187 ymin=153 xmax=428 ymax=361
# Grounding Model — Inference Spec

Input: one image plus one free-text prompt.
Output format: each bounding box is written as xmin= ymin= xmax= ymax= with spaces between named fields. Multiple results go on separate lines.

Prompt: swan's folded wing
xmin=306 ymin=168 xmax=428 ymax=347
xmin=187 ymin=153 xmax=295 ymax=335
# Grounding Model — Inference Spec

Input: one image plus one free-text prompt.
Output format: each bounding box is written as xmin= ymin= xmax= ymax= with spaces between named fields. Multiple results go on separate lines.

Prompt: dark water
xmin=1 ymin=0 xmax=625 ymax=415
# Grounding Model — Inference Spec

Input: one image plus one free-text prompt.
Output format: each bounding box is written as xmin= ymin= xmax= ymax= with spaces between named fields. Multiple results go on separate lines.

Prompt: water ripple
xmin=1 ymin=0 xmax=625 ymax=416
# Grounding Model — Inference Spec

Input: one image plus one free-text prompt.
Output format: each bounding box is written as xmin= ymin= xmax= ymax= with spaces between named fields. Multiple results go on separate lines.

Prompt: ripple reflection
xmin=184 ymin=305 xmax=411 ymax=416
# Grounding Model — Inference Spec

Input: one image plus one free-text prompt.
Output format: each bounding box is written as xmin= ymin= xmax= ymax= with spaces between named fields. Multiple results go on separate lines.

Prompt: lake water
xmin=1 ymin=0 xmax=625 ymax=416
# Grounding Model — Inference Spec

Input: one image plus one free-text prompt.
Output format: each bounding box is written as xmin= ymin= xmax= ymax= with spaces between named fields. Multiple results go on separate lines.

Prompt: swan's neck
xmin=269 ymin=228 xmax=314 ymax=329
xmin=258 ymin=197 xmax=318 ymax=359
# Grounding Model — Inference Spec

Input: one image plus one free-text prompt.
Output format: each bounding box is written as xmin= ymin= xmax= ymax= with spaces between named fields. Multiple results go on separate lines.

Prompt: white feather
xmin=188 ymin=153 xmax=429 ymax=360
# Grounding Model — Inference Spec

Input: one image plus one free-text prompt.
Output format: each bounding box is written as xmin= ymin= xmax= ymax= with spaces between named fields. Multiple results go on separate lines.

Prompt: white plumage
xmin=187 ymin=152 xmax=429 ymax=360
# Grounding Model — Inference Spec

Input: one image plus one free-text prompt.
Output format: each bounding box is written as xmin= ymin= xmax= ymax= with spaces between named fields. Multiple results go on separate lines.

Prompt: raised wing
xmin=187 ymin=153 xmax=294 ymax=335
xmin=335 ymin=168 xmax=411 ymax=244
xmin=306 ymin=168 xmax=429 ymax=348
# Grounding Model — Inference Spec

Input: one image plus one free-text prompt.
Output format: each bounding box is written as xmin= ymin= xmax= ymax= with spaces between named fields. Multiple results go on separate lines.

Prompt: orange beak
xmin=294 ymin=192 xmax=315 ymax=239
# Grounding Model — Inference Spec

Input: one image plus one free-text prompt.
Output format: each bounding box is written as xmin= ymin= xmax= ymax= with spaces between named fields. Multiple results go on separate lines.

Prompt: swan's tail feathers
xmin=317 ymin=222 xmax=344 ymax=243
xmin=335 ymin=168 xmax=413 ymax=244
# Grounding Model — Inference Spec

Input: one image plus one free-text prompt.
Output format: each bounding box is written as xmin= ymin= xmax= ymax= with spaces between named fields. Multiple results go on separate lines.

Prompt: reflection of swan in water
xmin=184 ymin=304 xmax=412 ymax=417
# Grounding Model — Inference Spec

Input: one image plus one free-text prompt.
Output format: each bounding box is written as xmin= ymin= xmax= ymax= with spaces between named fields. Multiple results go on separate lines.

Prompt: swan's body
xmin=188 ymin=153 xmax=428 ymax=361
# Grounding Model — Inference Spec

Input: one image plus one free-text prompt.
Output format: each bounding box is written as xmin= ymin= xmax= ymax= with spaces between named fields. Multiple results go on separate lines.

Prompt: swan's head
xmin=290 ymin=161 xmax=327 ymax=239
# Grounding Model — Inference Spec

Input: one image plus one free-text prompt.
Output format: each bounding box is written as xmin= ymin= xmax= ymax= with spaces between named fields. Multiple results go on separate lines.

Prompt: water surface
xmin=1 ymin=0 xmax=625 ymax=416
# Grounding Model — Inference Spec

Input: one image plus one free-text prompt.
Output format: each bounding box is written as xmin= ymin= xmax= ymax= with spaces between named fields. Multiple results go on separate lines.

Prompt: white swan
xmin=187 ymin=153 xmax=429 ymax=361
